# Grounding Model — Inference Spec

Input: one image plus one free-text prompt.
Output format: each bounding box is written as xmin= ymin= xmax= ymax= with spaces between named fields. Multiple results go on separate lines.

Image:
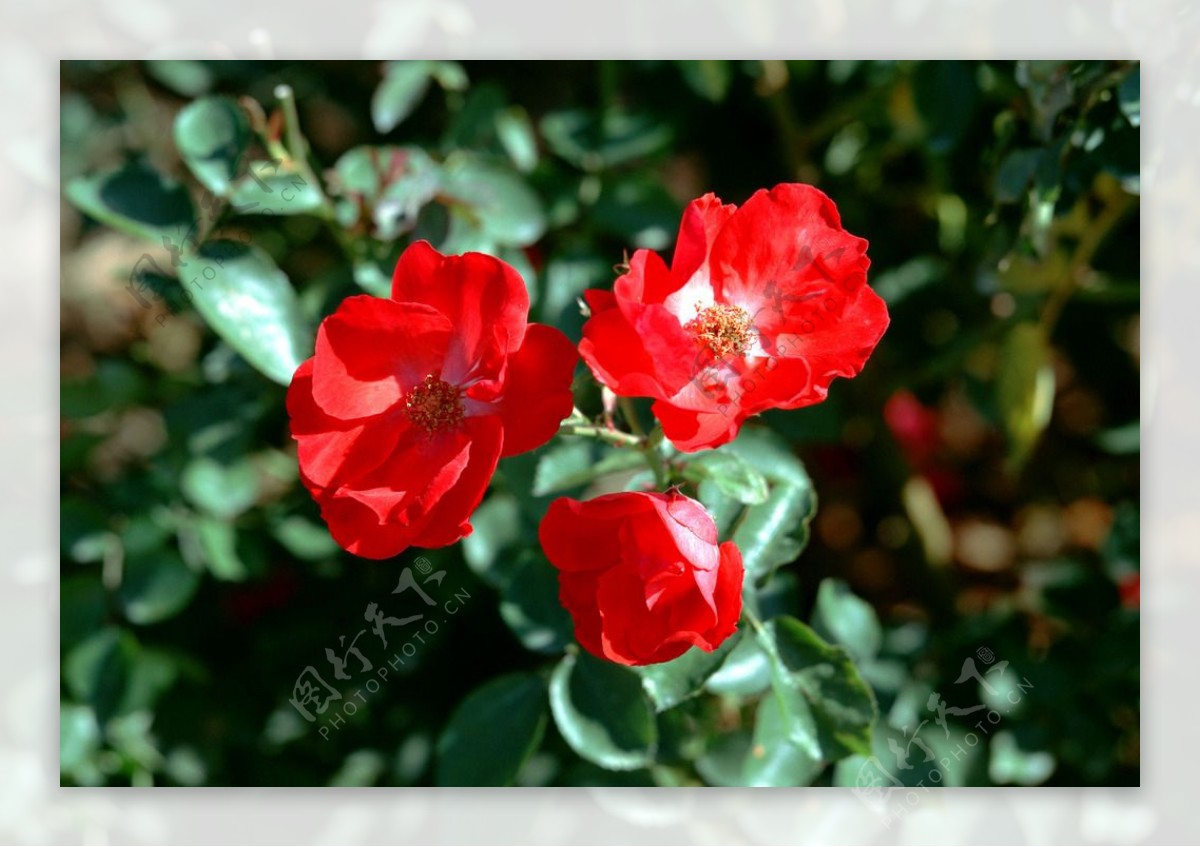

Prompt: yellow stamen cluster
xmin=404 ymin=375 xmax=464 ymax=433
xmin=685 ymin=304 xmax=752 ymax=360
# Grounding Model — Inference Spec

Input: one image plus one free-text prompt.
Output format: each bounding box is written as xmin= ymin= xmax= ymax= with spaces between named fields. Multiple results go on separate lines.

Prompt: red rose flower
xmin=538 ymin=490 xmax=744 ymax=666
xmin=288 ymin=241 xmax=577 ymax=559
xmin=579 ymin=183 xmax=889 ymax=452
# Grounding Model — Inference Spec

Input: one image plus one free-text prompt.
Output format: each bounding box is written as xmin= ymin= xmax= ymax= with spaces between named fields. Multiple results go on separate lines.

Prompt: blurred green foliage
xmin=61 ymin=60 xmax=1138 ymax=788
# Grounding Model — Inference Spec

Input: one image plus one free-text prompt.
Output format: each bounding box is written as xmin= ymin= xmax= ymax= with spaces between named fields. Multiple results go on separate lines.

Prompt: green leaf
xmin=181 ymin=455 xmax=259 ymax=519
xmin=173 ymin=96 xmax=250 ymax=196
xmin=871 ymin=257 xmax=947 ymax=306
xmin=64 ymin=627 xmax=137 ymax=723
xmin=462 ymin=493 xmax=522 ymax=587
xmin=329 ymin=750 xmax=386 ymax=787
xmin=994 ymin=148 xmax=1042 ymax=204
xmin=695 ymin=731 xmax=753 ymax=786
xmin=988 ymin=730 xmax=1056 ymax=785
xmin=997 ymin=321 xmax=1055 ymax=468
xmin=679 ymin=60 xmax=733 ymax=102
xmin=705 ymin=633 xmax=772 ymax=697
xmin=499 ymin=554 xmax=574 ymax=655
xmin=811 ymin=578 xmax=883 ymax=662
xmin=495 ymin=106 xmax=539 ymax=173
xmin=532 ymin=440 xmax=593 ymax=496
xmin=181 ymin=240 xmax=312 ymax=385
xmin=372 ymin=61 xmax=434 ymax=133
xmin=733 ymin=483 xmax=813 ymax=579
xmin=1095 ymin=420 xmax=1139 ymax=455
xmin=540 ymin=109 xmax=672 ymax=171
xmin=194 ymin=517 xmax=249 ymax=581
xmin=696 ymin=479 xmax=742 ymax=540
xmin=638 ymin=632 xmax=741 ymax=712
xmin=436 ymin=673 xmax=548 ymax=786
xmin=440 ymin=153 xmax=545 ymax=248
xmin=549 ymin=652 xmax=657 ymax=770
xmin=60 ymin=702 xmax=102 ymax=779
xmin=756 ymin=617 xmax=877 ymax=761
xmin=682 ymin=450 xmax=769 ymax=505
xmin=66 ymin=159 xmax=195 ymax=243
xmin=1118 ymin=65 xmax=1140 ymax=128
xmin=743 ymin=691 xmax=824 ymax=786
xmin=721 ymin=427 xmax=817 ymax=578
xmin=271 ymin=515 xmax=340 ymax=561
xmin=145 ymin=60 xmax=214 ymax=97
xmin=228 ymin=160 xmax=325 ymax=215
xmin=119 ymin=549 xmax=200 ymax=625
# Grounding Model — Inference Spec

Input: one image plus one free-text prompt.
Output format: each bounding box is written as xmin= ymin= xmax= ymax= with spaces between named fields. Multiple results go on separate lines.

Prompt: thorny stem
xmin=557 ymin=421 xmax=644 ymax=448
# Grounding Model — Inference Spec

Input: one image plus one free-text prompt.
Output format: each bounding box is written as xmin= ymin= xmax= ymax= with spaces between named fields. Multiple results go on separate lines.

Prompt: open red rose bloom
xmin=579 ymin=183 xmax=890 ymax=452
xmin=287 ymin=242 xmax=577 ymax=559
xmin=539 ymin=490 xmax=744 ymax=666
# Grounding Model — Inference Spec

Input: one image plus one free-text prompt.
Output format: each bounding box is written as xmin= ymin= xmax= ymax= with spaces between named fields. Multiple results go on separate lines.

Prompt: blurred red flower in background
xmin=579 ymin=183 xmax=889 ymax=452
xmin=288 ymin=241 xmax=577 ymax=559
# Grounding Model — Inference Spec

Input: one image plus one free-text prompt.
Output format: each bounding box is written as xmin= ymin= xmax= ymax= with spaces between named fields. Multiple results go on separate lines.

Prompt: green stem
xmin=273 ymin=84 xmax=336 ymax=223
xmin=618 ymin=396 xmax=645 ymax=438
xmin=557 ymin=421 xmax=643 ymax=448
xmin=642 ymin=426 xmax=670 ymax=488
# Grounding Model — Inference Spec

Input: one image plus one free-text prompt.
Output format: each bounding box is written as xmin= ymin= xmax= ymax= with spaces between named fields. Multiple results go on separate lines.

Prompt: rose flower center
xmin=685 ymin=304 xmax=752 ymax=360
xmin=404 ymin=374 xmax=464 ymax=433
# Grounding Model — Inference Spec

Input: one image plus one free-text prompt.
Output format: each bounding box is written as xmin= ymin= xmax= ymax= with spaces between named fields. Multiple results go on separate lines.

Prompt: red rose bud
xmin=579 ymin=183 xmax=889 ymax=452
xmin=288 ymin=241 xmax=578 ymax=559
xmin=538 ymin=490 xmax=744 ymax=666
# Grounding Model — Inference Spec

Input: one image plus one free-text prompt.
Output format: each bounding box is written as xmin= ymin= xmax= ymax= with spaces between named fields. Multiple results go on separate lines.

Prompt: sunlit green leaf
xmin=638 ymin=632 xmax=740 ymax=712
xmin=755 ymin=616 xmax=877 ymax=762
xmin=372 ymin=61 xmax=435 ymax=133
xmin=66 ymin=159 xmax=195 ymax=243
xmin=743 ymin=689 xmax=824 ymax=786
xmin=173 ymin=96 xmax=249 ymax=196
xmin=812 ymin=578 xmax=883 ymax=662
xmin=549 ymin=652 xmax=657 ymax=770
xmin=682 ymin=450 xmax=769 ymax=505
xmin=228 ymin=160 xmax=324 ymax=215
xmin=495 ymin=106 xmax=538 ymax=173
xmin=997 ymin=321 xmax=1055 ymax=468
xmin=181 ymin=455 xmax=259 ymax=519
xmin=180 ymin=240 xmax=312 ymax=385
